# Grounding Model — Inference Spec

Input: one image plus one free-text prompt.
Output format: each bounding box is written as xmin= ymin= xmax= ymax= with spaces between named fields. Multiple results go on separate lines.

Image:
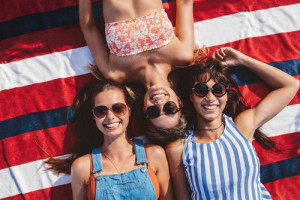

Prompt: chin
xmin=199 ymin=112 xmax=222 ymax=122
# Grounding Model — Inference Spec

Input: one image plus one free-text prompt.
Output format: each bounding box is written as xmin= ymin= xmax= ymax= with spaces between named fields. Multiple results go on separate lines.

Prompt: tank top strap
xmin=184 ymin=129 xmax=195 ymax=146
xmin=91 ymin=147 xmax=103 ymax=173
xmin=133 ymin=138 xmax=148 ymax=165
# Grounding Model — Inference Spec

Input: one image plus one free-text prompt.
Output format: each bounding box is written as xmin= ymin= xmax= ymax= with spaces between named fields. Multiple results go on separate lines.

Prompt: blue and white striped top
xmin=182 ymin=114 xmax=272 ymax=200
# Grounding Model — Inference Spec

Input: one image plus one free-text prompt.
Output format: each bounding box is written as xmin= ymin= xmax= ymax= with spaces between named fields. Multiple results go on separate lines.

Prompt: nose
xmin=153 ymin=101 xmax=164 ymax=110
xmin=204 ymin=89 xmax=215 ymax=101
xmin=105 ymin=108 xmax=116 ymax=119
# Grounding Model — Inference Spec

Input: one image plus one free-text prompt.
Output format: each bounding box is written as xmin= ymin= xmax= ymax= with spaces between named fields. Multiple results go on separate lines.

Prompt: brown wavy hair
xmin=44 ymin=80 xmax=135 ymax=174
xmin=143 ymin=114 xmax=187 ymax=146
xmin=168 ymin=59 xmax=277 ymax=150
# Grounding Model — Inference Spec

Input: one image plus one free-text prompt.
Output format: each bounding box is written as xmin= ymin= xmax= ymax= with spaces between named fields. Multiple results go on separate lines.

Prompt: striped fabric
xmin=0 ymin=0 xmax=299 ymax=199
xmin=182 ymin=115 xmax=272 ymax=200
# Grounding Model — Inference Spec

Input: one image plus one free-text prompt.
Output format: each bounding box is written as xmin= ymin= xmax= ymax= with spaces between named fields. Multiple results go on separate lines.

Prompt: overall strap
xmin=91 ymin=147 xmax=103 ymax=173
xmin=133 ymin=138 xmax=148 ymax=164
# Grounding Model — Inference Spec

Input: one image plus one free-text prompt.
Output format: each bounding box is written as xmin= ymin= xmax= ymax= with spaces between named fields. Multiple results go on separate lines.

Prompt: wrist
xmin=238 ymin=54 xmax=253 ymax=67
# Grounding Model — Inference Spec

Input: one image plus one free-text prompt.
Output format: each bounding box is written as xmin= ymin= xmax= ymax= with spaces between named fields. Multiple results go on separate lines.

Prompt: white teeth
xmin=106 ymin=122 xmax=119 ymax=128
xmin=204 ymin=105 xmax=217 ymax=109
xmin=152 ymin=94 xmax=165 ymax=99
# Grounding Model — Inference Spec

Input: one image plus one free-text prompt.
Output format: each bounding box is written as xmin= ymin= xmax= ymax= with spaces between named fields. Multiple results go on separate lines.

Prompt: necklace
xmin=196 ymin=122 xmax=224 ymax=132
xmin=102 ymin=152 xmax=126 ymax=173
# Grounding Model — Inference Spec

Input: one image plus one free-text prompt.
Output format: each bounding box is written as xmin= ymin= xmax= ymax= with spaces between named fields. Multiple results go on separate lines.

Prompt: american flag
xmin=0 ymin=0 xmax=299 ymax=199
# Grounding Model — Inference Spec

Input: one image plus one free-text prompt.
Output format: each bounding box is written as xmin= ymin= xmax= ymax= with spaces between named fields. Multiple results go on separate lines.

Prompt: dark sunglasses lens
xmin=112 ymin=103 xmax=127 ymax=116
xmin=146 ymin=106 xmax=160 ymax=119
xmin=93 ymin=106 xmax=108 ymax=118
xmin=163 ymin=101 xmax=178 ymax=114
xmin=213 ymin=83 xmax=227 ymax=97
xmin=194 ymin=83 xmax=209 ymax=97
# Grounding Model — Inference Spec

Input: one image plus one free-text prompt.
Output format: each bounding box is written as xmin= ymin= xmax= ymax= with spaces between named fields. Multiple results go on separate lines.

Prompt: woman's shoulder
xmin=71 ymin=154 xmax=91 ymax=185
xmin=165 ymin=139 xmax=185 ymax=150
xmin=145 ymin=143 xmax=166 ymax=159
xmin=71 ymin=154 xmax=91 ymax=174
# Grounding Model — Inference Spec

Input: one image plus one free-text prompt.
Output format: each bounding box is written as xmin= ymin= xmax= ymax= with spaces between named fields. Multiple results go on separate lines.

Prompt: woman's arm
xmin=165 ymin=140 xmax=191 ymax=200
xmin=79 ymin=0 xmax=110 ymax=77
xmin=172 ymin=0 xmax=194 ymax=64
xmin=214 ymin=47 xmax=300 ymax=141
xmin=146 ymin=144 xmax=175 ymax=200
xmin=71 ymin=155 xmax=90 ymax=200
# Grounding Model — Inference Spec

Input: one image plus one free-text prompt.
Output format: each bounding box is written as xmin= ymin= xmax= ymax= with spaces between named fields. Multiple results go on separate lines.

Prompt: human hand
xmin=212 ymin=47 xmax=247 ymax=67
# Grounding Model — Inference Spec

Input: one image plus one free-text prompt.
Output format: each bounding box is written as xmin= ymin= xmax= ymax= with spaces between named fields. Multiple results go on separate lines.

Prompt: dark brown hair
xmin=143 ymin=114 xmax=187 ymax=146
xmin=169 ymin=59 xmax=277 ymax=150
xmin=45 ymin=80 xmax=135 ymax=174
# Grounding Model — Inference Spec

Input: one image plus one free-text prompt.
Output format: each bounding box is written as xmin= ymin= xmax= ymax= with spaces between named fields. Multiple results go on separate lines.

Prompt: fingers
xmin=213 ymin=48 xmax=226 ymax=61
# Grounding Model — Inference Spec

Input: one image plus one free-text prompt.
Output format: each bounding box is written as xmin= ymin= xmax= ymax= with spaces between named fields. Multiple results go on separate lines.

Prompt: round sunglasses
xmin=145 ymin=101 xmax=180 ymax=119
xmin=192 ymin=82 xmax=229 ymax=97
xmin=92 ymin=103 xmax=128 ymax=119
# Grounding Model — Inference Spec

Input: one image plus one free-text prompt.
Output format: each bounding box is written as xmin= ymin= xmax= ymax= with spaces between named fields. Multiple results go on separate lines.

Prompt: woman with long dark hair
xmin=45 ymin=80 xmax=174 ymax=200
xmin=166 ymin=47 xmax=299 ymax=199
xmin=79 ymin=0 xmax=194 ymax=130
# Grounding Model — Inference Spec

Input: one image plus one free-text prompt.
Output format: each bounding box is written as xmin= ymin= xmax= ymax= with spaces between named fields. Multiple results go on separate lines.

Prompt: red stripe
xmin=3 ymin=27 xmax=300 ymax=64
xmin=1 ymin=184 xmax=72 ymax=200
xmin=0 ymin=118 xmax=139 ymax=169
xmin=253 ymin=132 xmax=300 ymax=165
xmin=1 ymin=123 xmax=298 ymax=170
xmin=264 ymin=175 xmax=300 ymax=200
xmin=2 ymin=3 xmax=300 ymax=63
xmin=0 ymin=125 xmax=78 ymax=170
xmin=238 ymin=76 xmax=300 ymax=108
xmin=0 ymin=24 xmax=85 ymax=64
xmin=0 ymin=0 xmax=99 ymax=22
xmin=1 ymin=74 xmax=298 ymax=122
xmin=165 ymin=0 xmax=300 ymax=24
xmin=0 ymin=74 xmax=95 ymax=121
xmin=2 ymin=0 xmax=298 ymax=23
xmin=208 ymin=31 xmax=300 ymax=63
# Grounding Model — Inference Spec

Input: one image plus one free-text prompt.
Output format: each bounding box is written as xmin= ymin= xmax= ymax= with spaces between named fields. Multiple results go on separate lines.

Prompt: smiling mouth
xmin=203 ymin=105 xmax=217 ymax=110
xmin=104 ymin=122 xmax=120 ymax=129
xmin=151 ymin=93 xmax=167 ymax=100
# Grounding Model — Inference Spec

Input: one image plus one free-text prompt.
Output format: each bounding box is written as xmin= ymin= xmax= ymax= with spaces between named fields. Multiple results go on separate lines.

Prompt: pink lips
xmin=151 ymin=93 xmax=167 ymax=100
xmin=202 ymin=104 xmax=218 ymax=112
xmin=103 ymin=121 xmax=120 ymax=130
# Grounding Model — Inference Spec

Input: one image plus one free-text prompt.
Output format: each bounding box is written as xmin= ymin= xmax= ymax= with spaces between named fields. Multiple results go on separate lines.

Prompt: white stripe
xmin=203 ymin=145 xmax=214 ymax=198
xmin=2 ymin=5 xmax=300 ymax=91
xmin=187 ymin=137 xmax=198 ymax=200
xmin=0 ymin=156 xmax=70 ymax=198
xmin=222 ymin=133 xmax=239 ymax=199
xmin=210 ymin=143 xmax=223 ymax=199
xmin=260 ymin=104 xmax=300 ymax=137
xmin=232 ymin=124 xmax=256 ymax=200
xmin=182 ymin=133 xmax=195 ymax=199
xmin=0 ymin=47 xmax=93 ymax=91
xmin=218 ymin=140 xmax=231 ymax=199
xmin=196 ymin=144 xmax=206 ymax=200
xmin=194 ymin=3 xmax=300 ymax=47
xmin=226 ymin=123 xmax=247 ymax=200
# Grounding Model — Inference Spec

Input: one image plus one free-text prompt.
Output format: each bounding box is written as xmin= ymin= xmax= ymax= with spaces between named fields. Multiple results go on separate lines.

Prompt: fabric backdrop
xmin=0 ymin=0 xmax=299 ymax=199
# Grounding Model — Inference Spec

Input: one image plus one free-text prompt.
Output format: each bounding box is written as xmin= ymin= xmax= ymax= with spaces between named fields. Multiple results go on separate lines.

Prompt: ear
xmin=177 ymin=96 xmax=183 ymax=107
xmin=189 ymin=91 xmax=194 ymax=103
xmin=128 ymin=105 xmax=131 ymax=116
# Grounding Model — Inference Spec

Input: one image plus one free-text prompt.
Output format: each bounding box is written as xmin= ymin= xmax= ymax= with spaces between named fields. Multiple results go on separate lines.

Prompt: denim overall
xmin=91 ymin=138 xmax=157 ymax=200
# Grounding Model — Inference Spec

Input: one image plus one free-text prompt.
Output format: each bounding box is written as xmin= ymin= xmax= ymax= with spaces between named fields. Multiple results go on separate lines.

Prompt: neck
xmin=146 ymin=78 xmax=170 ymax=89
xmin=144 ymin=64 xmax=171 ymax=89
xmin=195 ymin=115 xmax=224 ymax=139
xmin=101 ymin=134 xmax=133 ymax=158
xmin=196 ymin=122 xmax=224 ymax=132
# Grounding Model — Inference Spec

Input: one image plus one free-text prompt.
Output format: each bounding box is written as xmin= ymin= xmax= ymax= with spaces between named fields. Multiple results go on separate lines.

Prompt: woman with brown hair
xmin=166 ymin=47 xmax=299 ymax=199
xmin=46 ymin=80 xmax=174 ymax=200
xmin=79 ymin=0 xmax=194 ymax=130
